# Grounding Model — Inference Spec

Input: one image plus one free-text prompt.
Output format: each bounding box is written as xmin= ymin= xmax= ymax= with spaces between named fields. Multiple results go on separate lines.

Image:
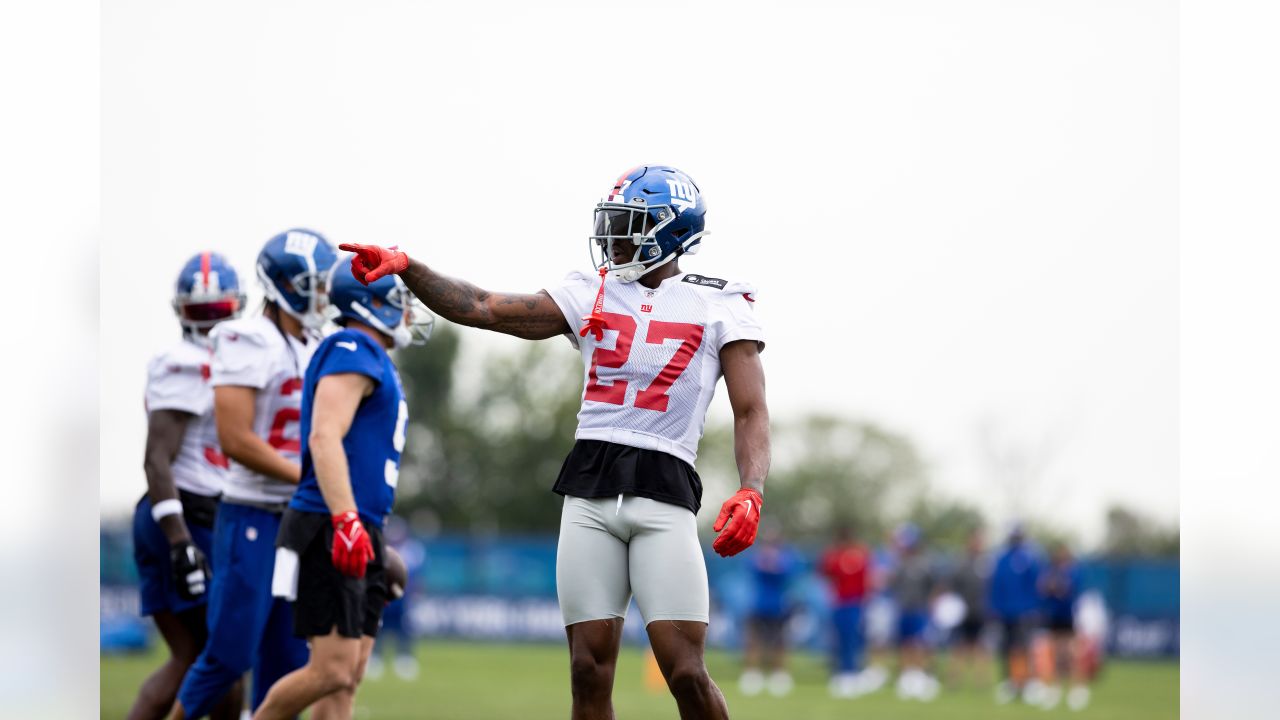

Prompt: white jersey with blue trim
xmin=547 ymin=270 xmax=765 ymax=466
xmin=144 ymin=338 xmax=226 ymax=497
xmin=209 ymin=314 xmax=316 ymax=504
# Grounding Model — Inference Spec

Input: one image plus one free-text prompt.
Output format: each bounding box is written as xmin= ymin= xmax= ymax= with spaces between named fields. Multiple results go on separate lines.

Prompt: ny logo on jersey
xmin=640 ymin=304 xmax=653 ymax=313
xmin=284 ymin=230 xmax=319 ymax=257
xmin=666 ymin=180 xmax=697 ymax=213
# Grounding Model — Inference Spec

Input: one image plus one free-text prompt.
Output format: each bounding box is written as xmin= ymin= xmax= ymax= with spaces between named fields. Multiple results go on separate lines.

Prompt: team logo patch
xmin=640 ymin=304 xmax=653 ymax=313
xmin=284 ymin=230 xmax=319 ymax=257
xmin=666 ymin=179 xmax=697 ymax=213
xmin=681 ymin=274 xmax=727 ymax=290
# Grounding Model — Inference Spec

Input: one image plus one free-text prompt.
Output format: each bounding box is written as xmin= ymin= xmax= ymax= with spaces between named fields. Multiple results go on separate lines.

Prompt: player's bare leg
xmin=565 ymin=618 xmax=624 ymax=720
xmin=309 ymin=636 xmax=376 ymax=720
xmin=130 ymin=610 xmax=201 ymax=720
xmin=251 ymin=629 xmax=362 ymax=720
xmin=133 ymin=610 xmax=245 ymax=720
xmin=646 ymin=620 xmax=729 ymax=720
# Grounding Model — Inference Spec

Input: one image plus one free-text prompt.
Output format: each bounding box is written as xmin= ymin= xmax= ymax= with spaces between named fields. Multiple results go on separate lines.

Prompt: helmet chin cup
xmin=610 ymin=263 xmax=646 ymax=283
xmin=392 ymin=326 xmax=413 ymax=349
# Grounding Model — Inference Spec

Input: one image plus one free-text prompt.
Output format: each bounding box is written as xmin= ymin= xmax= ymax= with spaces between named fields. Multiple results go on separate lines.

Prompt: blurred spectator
xmin=738 ymin=526 xmax=799 ymax=697
xmin=888 ymin=523 xmax=941 ymax=701
xmin=365 ymin=517 xmax=426 ymax=682
xmin=989 ymin=523 xmax=1043 ymax=704
xmin=1036 ymin=542 xmax=1090 ymax=710
xmin=945 ymin=527 xmax=992 ymax=689
xmin=819 ymin=525 xmax=885 ymax=698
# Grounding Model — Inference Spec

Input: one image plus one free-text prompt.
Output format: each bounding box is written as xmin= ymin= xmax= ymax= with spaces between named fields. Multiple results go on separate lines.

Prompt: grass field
xmin=101 ymin=641 xmax=1177 ymax=719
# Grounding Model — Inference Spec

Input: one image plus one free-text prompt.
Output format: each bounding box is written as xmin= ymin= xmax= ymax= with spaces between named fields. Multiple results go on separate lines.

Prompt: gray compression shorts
xmin=556 ymin=494 xmax=709 ymax=627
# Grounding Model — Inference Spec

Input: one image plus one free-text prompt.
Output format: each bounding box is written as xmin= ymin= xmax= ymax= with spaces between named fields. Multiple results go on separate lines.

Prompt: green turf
xmin=101 ymin=640 xmax=1177 ymax=719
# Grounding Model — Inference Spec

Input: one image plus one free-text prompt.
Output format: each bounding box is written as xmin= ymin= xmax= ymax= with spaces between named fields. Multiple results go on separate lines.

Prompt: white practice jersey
xmin=144 ymin=339 xmax=226 ymax=497
xmin=548 ymin=271 xmax=765 ymax=466
xmin=209 ymin=314 xmax=316 ymax=504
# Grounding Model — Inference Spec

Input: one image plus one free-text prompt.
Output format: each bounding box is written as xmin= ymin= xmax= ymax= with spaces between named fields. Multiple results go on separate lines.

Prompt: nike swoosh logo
xmin=742 ymin=499 xmax=754 ymax=517
xmin=338 ymin=522 xmax=364 ymax=551
xmin=336 ymin=341 xmax=358 ymax=351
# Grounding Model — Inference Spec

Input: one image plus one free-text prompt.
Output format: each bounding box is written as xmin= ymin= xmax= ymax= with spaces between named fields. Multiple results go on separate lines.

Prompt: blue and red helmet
xmin=328 ymin=254 xmax=434 ymax=348
xmin=172 ymin=251 xmax=245 ymax=342
xmin=590 ymin=165 xmax=708 ymax=283
xmin=256 ymin=228 xmax=338 ymax=331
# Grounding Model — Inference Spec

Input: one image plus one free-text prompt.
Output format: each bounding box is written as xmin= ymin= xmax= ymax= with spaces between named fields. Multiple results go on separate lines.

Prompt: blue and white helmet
xmin=256 ymin=228 xmax=338 ymax=331
xmin=172 ymin=251 xmax=246 ymax=344
xmin=590 ymin=165 xmax=708 ymax=283
xmin=328 ymin=254 xmax=434 ymax=349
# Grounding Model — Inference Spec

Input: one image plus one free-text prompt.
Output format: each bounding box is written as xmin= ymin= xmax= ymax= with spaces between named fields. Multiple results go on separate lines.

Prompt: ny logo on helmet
xmin=284 ymin=230 xmax=319 ymax=257
xmin=187 ymin=269 xmax=225 ymax=296
xmin=666 ymin=180 xmax=697 ymax=213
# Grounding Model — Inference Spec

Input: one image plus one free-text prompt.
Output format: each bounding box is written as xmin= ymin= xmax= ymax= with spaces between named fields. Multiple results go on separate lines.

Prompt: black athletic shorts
xmin=1046 ymin=615 xmax=1075 ymax=633
xmin=748 ymin=614 xmax=788 ymax=647
xmin=553 ymin=439 xmax=703 ymax=514
xmin=998 ymin=614 xmax=1040 ymax=655
xmin=956 ymin=616 xmax=986 ymax=644
xmin=276 ymin=508 xmax=388 ymax=639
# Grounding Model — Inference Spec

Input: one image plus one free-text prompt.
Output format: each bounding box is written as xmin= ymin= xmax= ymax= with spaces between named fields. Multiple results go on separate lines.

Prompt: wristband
xmin=151 ymin=498 xmax=184 ymax=522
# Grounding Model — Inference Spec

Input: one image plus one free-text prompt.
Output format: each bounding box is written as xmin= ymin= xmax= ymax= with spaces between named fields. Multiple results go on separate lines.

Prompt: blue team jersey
xmin=290 ymin=329 xmax=407 ymax=527
xmin=1040 ymin=563 xmax=1082 ymax=622
xmin=990 ymin=544 xmax=1044 ymax=620
xmin=750 ymin=545 xmax=797 ymax=618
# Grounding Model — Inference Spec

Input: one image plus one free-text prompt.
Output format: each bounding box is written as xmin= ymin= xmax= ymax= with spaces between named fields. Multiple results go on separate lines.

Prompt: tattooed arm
xmin=400 ymin=259 xmax=571 ymax=340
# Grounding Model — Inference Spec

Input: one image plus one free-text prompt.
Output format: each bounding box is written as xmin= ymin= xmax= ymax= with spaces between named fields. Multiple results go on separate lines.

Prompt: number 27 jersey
xmin=547 ymin=271 xmax=765 ymax=466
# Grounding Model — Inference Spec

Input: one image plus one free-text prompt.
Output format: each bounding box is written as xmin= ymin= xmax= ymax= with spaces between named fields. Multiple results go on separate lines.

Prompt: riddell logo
xmin=640 ymin=304 xmax=653 ymax=313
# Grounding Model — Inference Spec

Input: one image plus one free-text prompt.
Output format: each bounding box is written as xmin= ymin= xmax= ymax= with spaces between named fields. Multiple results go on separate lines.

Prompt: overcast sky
xmin=101 ymin=0 xmax=1176 ymax=545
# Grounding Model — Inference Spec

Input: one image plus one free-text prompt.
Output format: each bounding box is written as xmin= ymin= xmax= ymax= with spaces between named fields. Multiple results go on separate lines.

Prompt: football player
xmin=341 ymin=165 xmax=770 ymax=720
xmin=170 ymin=229 xmax=337 ymax=720
xmin=252 ymin=258 xmax=432 ymax=720
xmin=129 ymin=252 xmax=245 ymax=720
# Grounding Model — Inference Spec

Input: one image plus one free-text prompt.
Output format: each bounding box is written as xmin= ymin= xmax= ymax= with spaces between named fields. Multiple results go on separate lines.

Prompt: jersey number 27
xmin=584 ymin=314 xmax=704 ymax=413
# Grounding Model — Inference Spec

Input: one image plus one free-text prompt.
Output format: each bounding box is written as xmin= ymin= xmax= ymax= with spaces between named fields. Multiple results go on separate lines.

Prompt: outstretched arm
xmin=338 ymin=243 xmax=570 ymax=340
xmin=400 ymin=259 xmax=570 ymax=340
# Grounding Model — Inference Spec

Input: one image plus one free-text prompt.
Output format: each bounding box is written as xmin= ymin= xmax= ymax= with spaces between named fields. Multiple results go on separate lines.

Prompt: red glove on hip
xmin=338 ymin=243 xmax=410 ymax=286
xmin=712 ymin=488 xmax=763 ymax=557
xmin=331 ymin=510 xmax=375 ymax=578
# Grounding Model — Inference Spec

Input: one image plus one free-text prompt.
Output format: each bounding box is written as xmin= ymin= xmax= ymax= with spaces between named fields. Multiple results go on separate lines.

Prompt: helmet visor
xmin=593 ymin=207 xmax=655 ymax=239
xmin=178 ymin=297 xmax=242 ymax=324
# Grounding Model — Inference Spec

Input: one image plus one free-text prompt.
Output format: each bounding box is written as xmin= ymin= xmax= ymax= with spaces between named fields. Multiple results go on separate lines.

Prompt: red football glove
xmin=338 ymin=243 xmax=409 ymax=286
xmin=331 ymin=511 xmax=375 ymax=578
xmin=712 ymin=488 xmax=763 ymax=557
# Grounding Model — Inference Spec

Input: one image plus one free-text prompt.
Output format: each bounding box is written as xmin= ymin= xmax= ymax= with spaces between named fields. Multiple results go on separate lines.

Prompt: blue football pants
xmin=176 ymin=502 xmax=308 ymax=718
xmin=832 ymin=602 xmax=865 ymax=674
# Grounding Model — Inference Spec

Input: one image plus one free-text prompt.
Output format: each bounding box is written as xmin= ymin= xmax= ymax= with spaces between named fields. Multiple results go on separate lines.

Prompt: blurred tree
xmin=1101 ymin=504 xmax=1179 ymax=558
xmin=394 ymin=325 xmax=581 ymax=534
xmin=698 ymin=414 xmax=928 ymax=543
xmin=902 ymin=495 xmax=987 ymax=551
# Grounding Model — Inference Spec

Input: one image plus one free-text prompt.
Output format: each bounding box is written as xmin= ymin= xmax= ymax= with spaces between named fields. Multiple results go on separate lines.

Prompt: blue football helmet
xmin=172 ymin=251 xmax=246 ymax=344
xmin=328 ymin=254 xmax=434 ymax=348
xmin=590 ymin=165 xmax=708 ymax=283
xmin=256 ymin=228 xmax=338 ymax=332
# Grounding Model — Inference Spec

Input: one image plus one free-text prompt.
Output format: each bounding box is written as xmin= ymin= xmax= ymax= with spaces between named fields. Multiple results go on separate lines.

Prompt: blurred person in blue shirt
xmin=738 ymin=526 xmax=799 ymax=697
xmin=988 ymin=523 xmax=1043 ymax=704
xmin=1037 ymin=542 xmax=1091 ymax=710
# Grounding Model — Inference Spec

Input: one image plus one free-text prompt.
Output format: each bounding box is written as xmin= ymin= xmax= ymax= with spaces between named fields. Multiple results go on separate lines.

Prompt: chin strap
xmin=579 ymin=266 xmax=610 ymax=342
